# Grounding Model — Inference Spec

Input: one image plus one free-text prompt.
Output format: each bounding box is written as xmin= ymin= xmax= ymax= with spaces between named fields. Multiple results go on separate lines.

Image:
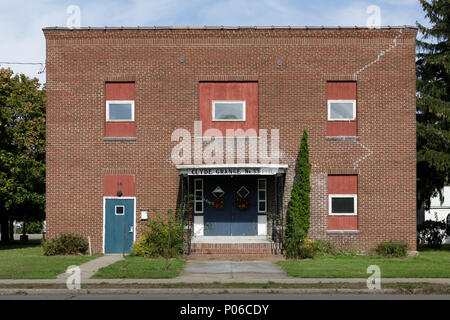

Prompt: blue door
xmin=105 ymin=198 xmax=135 ymax=254
xmin=203 ymin=176 xmax=257 ymax=236
xmin=231 ymin=176 xmax=258 ymax=236
xmin=204 ymin=176 xmax=232 ymax=235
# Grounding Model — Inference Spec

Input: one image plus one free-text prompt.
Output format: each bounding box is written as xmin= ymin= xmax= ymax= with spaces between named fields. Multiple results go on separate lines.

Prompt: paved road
xmin=1 ymin=293 xmax=449 ymax=300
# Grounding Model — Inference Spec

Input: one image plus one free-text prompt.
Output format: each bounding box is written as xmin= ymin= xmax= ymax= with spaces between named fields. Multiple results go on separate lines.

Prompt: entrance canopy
xmin=176 ymin=163 xmax=288 ymax=176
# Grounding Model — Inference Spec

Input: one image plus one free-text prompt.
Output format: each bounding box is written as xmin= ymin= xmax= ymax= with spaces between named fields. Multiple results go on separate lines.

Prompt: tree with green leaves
xmin=416 ymin=0 xmax=450 ymax=209
xmin=285 ymin=128 xmax=311 ymax=258
xmin=0 ymin=68 xmax=46 ymax=243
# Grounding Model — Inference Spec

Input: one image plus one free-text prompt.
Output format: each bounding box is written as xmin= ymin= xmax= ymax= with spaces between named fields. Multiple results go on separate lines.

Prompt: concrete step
xmin=190 ymin=242 xmax=279 ymax=259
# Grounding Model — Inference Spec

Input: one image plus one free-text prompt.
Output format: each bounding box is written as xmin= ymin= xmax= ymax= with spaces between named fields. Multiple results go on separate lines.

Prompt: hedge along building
xmin=44 ymin=26 xmax=417 ymax=256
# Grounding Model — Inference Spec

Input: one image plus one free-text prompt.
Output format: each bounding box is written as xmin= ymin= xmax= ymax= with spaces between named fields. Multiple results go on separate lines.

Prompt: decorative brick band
xmin=327 ymin=168 xmax=359 ymax=175
xmin=197 ymin=75 xmax=259 ymax=82
xmin=326 ymin=230 xmax=361 ymax=235
xmin=102 ymin=168 xmax=138 ymax=175
xmin=103 ymin=137 xmax=137 ymax=141
xmin=325 ymin=136 xmax=360 ymax=141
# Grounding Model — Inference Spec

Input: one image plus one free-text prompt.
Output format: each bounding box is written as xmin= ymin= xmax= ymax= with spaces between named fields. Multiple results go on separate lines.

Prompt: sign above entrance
xmin=176 ymin=164 xmax=288 ymax=176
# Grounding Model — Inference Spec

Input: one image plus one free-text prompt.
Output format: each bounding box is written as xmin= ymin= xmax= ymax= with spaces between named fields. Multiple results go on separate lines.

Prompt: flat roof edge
xmin=42 ymin=25 xmax=418 ymax=32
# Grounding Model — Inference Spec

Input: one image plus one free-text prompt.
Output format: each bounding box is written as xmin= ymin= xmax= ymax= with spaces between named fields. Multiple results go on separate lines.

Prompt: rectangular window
xmin=258 ymin=178 xmax=267 ymax=213
xmin=212 ymin=101 xmax=246 ymax=121
xmin=327 ymin=100 xmax=356 ymax=121
xmin=194 ymin=179 xmax=204 ymax=214
xmin=106 ymin=100 xmax=135 ymax=122
xmin=328 ymin=195 xmax=357 ymax=215
xmin=115 ymin=205 xmax=125 ymax=215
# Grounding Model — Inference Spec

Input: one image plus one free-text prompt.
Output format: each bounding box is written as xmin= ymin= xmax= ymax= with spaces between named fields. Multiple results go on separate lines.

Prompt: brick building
xmin=44 ymin=26 xmax=417 ymax=256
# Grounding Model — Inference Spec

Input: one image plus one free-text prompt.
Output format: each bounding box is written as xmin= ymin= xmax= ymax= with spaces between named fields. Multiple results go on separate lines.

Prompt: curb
xmin=0 ymin=288 xmax=399 ymax=296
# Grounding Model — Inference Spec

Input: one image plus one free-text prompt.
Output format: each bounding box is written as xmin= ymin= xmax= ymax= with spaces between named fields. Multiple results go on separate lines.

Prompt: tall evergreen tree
xmin=285 ymin=128 xmax=311 ymax=258
xmin=416 ymin=0 xmax=450 ymax=209
xmin=0 ymin=68 xmax=46 ymax=243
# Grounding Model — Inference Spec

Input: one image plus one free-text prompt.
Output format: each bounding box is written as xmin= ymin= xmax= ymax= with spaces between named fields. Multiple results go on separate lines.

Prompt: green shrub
xmin=297 ymin=239 xmax=316 ymax=259
xmin=285 ymin=239 xmax=337 ymax=259
xmin=375 ymin=240 xmax=408 ymax=258
xmin=418 ymin=220 xmax=447 ymax=249
xmin=131 ymin=209 xmax=184 ymax=258
xmin=42 ymin=234 xmax=88 ymax=256
xmin=313 ymin=240 xmax=337 ymax=256
xmin=285 ymin=128 xmax=311 ymax=259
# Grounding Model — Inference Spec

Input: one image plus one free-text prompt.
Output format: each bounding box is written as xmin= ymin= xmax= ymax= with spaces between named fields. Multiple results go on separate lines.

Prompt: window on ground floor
xmin=328 ymin=194 xmax=357 ymax=215
xmin=258 ymin=178 xmax=267 ymax=213
xmin=194 ymin=178 xmax=204 ymax=214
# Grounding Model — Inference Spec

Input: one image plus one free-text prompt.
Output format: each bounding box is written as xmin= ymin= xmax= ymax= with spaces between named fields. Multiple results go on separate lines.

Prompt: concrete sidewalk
xmin=0 ymin=257 xmax=449 ymax=285
xmin=56 ymin=255 xmax=123 ymax=281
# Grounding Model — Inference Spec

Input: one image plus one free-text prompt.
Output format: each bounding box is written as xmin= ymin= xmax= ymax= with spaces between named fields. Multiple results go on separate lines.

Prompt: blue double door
xmin=203 ymin=176 xmax=258 ymax=236
xmin=104 ymin=198 xmax=135 ymax=254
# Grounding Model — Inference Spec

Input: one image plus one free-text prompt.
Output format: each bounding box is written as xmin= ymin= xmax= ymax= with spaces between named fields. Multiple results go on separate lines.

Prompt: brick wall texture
xmin=44 ymin=27 xmax=417 ymax=253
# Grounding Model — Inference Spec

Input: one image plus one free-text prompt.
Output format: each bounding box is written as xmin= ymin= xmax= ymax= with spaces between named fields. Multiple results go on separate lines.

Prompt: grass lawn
xmin=0 ymin=240 xmax=99 ymax=279
xmin=278 ymin=248 xmax=450 ymax=278
xmin=92 ymin=256 xmax=186 ymax=279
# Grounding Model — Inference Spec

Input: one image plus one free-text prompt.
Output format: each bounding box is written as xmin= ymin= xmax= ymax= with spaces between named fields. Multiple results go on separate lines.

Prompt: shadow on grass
xmin=417 ymin=244 xmax=450 ymax=252
xmin=0 ymin=239 xmax=42 ymax=251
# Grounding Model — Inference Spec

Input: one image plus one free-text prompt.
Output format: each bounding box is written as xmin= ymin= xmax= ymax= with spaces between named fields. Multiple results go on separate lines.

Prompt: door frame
xmin=102 ymin=196 xmax=136 ymax=254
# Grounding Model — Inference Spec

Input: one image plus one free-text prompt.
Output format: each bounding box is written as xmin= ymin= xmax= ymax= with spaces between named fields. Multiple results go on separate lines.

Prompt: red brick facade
xmin=44 ymin=26 xmax=417 ymax=253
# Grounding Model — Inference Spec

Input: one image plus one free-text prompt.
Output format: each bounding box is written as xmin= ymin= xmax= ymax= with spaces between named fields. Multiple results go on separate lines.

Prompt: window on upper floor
xmin=212 ymin=100 xmax=246 ymax=122
xmin=105 ymin=82 xmax=136 ymax=138
xmin=199 ymin=82 xmax=258 ymax=137
xmin=106 ymin=100 xmax=135 ymax=122
xmin=328 ymin=100 xmax=356 ymax=121
xmin=326 ymin=81 xmax=357 ymax=136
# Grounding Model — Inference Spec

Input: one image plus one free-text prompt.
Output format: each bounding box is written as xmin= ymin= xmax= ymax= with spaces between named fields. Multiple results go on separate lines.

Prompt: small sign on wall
xmin=140 ymin=209 xmax=149 ymax=221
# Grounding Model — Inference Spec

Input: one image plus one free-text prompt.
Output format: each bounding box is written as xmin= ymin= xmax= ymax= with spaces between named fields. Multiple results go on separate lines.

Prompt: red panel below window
xmin=105 ymin=122 xmax=136 ymax=137
xmin=104 ymin=175 xmax=135 ymax=197
xmin=328 ymin=215 xmax=358 ymax=230
xmin=327 ymin=121 xmax=357 ymax=137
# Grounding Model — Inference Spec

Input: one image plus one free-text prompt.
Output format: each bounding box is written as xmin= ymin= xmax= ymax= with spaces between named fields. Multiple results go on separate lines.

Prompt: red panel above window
xmin=326 ymin=81 xmax=357 ymax=137
xmin=327 ymin=82 xmax=356 ymax=100
xmin=328 ymin=175 xmax=358 ymax=194
xmin=199 ymin=82 xmax=258 ymax=137
xmin=106 ymin=82 xmax=135 ymax=100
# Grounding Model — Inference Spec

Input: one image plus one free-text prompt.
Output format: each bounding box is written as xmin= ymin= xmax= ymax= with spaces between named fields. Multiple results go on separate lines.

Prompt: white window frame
xmin=212 ymin=100 xmax=246 ymax=122
xmin=257 ymin=178 xmax=267 ymax=213
xmin=328 ymin=194 xmax=357 ymax=216
xmin=327 ymin=100 xmax=356 ymax=121
xmin=115 ymin=205 xmax=125 ymax=216
xmin=194 ymin=178 xmax=204 ymax=214
xmin=106 ymin=100 xmax=135 ymax=122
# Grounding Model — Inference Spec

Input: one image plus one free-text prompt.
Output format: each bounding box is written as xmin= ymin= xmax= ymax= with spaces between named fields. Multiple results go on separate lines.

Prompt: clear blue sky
xmin=0 ymin=0 xmax=429 ymax=84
